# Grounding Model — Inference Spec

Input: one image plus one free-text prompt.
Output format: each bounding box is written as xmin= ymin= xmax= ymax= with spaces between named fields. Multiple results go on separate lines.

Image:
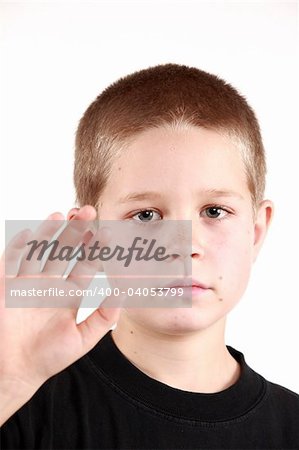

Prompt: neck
xmin=111 ymin=312 xmax=241 ymax=393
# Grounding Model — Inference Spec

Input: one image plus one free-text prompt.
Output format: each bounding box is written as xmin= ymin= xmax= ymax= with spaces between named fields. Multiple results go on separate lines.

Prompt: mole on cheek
xmin=218 ymin=298 xmax=223 ymax=302
xmin=219 ymin=276 xmax=223 ymax=280
xmin=130 ymin=330 xmax=133 ymax=334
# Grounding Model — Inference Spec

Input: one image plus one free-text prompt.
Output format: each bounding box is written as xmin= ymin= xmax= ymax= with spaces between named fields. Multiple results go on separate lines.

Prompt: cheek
xmin=211 ymin=228 xmax=253 ymax=295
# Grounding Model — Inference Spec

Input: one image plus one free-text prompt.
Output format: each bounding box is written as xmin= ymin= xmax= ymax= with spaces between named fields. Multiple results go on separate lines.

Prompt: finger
xmin=58 ymin=228 xmax=111 ymax=313
xmin=77 ymin=293 xmax=125 ymax=354
xmin=67 ymin=208 xmax=80 ymax=221
xmin=67 ymin=226 xmax=112 ymax=290
xmin=2 ymin=229 xmax=33 ymax=277
xmin=18 ymin=213 xmax=64 ymax=276
xmin=41 ymin=206 xmax=96 ymax=275
xmin=99 ymin=290 xmax=127 ymax=308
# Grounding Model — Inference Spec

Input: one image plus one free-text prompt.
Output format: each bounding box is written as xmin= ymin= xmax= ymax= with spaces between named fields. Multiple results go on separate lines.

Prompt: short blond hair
xmin=74 ymin=63 xmax=266 ymax=215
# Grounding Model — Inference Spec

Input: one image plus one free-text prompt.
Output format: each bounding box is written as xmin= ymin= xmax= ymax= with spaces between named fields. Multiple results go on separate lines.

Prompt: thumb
xmin=77 ymin=293 xmax=125 ymax=354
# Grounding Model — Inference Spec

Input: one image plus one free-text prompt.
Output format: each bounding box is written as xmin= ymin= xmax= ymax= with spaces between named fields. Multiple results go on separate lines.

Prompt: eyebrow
xmin=118 ymin=189 xmax=244 ymax=204
xmin=201 ymin=189 xmax=245 ymax=200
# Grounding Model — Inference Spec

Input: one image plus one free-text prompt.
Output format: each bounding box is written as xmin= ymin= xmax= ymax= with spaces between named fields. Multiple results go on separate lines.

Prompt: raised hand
xmin=0 ymin=206 xmax=124 ymax=425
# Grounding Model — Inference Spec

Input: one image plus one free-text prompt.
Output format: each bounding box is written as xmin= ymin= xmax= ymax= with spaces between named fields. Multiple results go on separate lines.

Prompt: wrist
xmin=0 ymin=376 xmax=42 ymax=427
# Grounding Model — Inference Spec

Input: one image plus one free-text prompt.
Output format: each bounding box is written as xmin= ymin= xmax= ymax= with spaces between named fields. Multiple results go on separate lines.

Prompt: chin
xmin=129 ymin=307 xmax=222 ymax=336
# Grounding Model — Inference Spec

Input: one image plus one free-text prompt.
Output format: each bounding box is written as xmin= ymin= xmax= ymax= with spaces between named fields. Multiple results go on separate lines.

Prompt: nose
xmin=168 ymin=221 xmax=205 ymax=261
xmin=191 ymin=223 xmax=205 ymax=259
xmin=191 ymin=248 xmax=204 ymax=259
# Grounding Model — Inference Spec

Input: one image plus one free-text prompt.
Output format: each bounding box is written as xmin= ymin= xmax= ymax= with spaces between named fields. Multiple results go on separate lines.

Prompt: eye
xmin=202 ymin=206 xmax=229 ymax=220
xmin=131 ymin=209 xmax=162 ymax=223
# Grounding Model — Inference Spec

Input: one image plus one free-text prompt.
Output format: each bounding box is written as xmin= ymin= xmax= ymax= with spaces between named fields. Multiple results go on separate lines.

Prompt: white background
xmin=1 ymin=1 xmax=298 ymax=392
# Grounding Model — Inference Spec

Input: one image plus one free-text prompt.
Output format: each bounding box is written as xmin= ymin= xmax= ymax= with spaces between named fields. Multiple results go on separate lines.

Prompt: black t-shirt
xmin=1 ymin=330 xmax=299 ymax=449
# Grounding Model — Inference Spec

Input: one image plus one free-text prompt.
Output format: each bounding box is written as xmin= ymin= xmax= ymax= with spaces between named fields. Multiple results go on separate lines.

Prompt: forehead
xmin=105 ymin=125 xmax=249 ymax=199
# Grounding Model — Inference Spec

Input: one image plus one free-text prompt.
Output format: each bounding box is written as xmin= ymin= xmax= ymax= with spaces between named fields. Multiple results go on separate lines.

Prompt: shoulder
xmin=266 ymin=379 xmax=299 ymax=409
xmin=260 ymin=377 xmax=299 ymax=434
xmin=228 ymin=345 xmax=299 ymax=429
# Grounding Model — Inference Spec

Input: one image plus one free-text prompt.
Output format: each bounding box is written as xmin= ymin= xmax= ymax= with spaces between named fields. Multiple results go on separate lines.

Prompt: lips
xmin=160 ymin=278 xmax=210 ymax=290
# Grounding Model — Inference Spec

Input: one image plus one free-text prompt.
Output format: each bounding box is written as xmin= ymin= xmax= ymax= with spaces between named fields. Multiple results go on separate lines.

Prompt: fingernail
xmin=70 ymin=209 xmax=80 ymax=220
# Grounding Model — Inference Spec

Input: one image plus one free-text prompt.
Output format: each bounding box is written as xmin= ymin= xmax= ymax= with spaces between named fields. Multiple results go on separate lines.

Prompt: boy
xmin=1 ymin=63 xmax=299 ymax=449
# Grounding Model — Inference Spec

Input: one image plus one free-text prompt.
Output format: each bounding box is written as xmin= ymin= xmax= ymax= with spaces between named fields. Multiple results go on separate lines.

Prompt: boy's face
xmin=97 ymin=125 xmax=273 ymax=335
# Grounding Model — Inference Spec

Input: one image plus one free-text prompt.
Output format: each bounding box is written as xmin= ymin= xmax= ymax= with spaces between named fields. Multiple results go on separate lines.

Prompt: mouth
xmin=162 ymin=278 xmax=209 ymax=289
xmin=154 ymin=278 xmax=211 ymax=298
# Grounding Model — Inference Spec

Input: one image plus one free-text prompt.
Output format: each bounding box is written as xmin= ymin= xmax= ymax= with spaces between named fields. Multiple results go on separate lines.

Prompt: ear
xmin=252 ymin=200 xmax=274 ymax=263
